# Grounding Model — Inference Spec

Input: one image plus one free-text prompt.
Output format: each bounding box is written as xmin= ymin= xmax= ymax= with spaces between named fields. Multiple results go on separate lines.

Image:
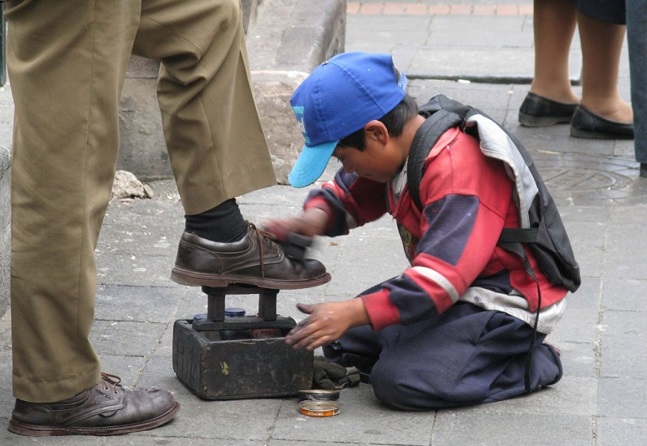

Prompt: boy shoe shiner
xmin=264 ymin=52 xmax=572 ymax=410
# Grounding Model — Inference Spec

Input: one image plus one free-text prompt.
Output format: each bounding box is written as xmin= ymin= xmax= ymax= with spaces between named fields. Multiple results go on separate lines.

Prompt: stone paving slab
xmin=1 ymin=0 xmax=646 ymax=444
xmin=346 ymin=1 xmax=581 ymax=83
xmin=0 ymin=154 xmax=644 ymax=445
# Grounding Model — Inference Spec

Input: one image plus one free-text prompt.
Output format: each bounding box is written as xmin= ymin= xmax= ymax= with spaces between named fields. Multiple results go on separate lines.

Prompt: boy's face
xmin=332 ymin=127 xmax=406 ymax=183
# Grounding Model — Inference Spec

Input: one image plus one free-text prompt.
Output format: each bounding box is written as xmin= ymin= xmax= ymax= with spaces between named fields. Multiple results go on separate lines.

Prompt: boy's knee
xmin=370 ymin=360 xmax=477 ymax=410
xmin=370 ymin=364 xmax=420 ymax=410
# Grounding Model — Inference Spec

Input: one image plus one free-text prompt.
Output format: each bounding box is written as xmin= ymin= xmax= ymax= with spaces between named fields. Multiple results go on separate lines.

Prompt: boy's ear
xmin=364 ymin=120 xmax=388 ymax=143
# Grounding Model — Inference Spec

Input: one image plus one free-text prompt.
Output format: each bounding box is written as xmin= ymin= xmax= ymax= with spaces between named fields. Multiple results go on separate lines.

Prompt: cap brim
xmin=288 ymin=140 xmax=338 ymax=188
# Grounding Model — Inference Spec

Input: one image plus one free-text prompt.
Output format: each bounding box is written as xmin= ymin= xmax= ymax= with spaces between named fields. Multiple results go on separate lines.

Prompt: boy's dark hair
xmin=337 ymin=94 xmax=419 ymax=151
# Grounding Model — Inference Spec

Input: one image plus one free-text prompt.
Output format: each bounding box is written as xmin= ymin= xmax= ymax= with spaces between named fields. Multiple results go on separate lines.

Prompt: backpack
xmin=408 ymin=94 xmax=580 ymax=393
xmin=408 ymin=94 xmax=581 ymax=294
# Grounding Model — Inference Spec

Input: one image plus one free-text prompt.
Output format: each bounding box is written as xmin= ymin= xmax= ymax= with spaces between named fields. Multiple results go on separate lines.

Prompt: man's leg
xmin=7 ymin=0 xmax=179 ymax=436
xmin=135 ymin=0 xmax=275 ymax=213
xmin=134 ymin=0 xmax=330 ymax=290
xmin=8 ymin=0 xmax=138 ymax=403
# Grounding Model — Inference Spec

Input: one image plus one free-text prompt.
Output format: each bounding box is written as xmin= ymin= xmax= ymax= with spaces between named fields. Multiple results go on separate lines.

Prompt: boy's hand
xmin=262 ymin=208 xmax=329 ymax=241
xmin=285 ymin=299 xmax=370 ymax=351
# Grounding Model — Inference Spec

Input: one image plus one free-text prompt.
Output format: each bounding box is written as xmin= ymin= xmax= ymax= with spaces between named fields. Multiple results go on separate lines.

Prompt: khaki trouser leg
xmin=134 ymin=0 xmax=276 ymax=215
xmin=6 ymin=0 xmax=140 ymax=402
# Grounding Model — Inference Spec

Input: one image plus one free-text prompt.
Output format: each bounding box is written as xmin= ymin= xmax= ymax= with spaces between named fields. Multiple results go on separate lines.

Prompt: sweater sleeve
xmin=303 ymin=167 xmax=389 ymax=237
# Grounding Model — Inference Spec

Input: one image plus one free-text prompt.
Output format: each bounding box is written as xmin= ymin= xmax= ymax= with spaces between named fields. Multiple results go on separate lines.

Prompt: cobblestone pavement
xmin=0 ymin=1 xmax=645 ymax=445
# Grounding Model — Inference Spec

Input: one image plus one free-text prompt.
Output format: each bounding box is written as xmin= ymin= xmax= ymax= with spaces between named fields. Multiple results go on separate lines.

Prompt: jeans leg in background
xmin=626 ymin=0 xmax=647 ymax=165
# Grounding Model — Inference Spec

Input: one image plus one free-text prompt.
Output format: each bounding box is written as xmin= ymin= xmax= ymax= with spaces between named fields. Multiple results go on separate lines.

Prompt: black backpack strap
xmin=409 ymin=95 xmax=475 ymax=211
xmin=407 ymin=109 xmax=464 ymax=210
xmin=498 ymin=227 xmax=539 ymax=244
xmin=498 ymin=240 xmax=542 ymax=394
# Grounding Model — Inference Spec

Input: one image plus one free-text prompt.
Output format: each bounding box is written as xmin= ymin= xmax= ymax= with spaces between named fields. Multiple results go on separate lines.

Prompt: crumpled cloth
xmin=312 ymin=356 xmax=361 ymax=390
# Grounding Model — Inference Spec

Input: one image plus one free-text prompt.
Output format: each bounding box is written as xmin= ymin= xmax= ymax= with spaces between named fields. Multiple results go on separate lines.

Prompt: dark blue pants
xmin=323 ymin=300 xmax=562 ymax=410
xmin=627 ymin=0 xmax=647 ymax=164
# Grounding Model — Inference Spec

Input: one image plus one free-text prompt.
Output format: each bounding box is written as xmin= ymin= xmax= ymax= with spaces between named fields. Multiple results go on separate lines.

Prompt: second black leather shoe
xmin=171 ymin=223 xmax=331 ymax=289
xmin=518 ymin=92 xmax=578 ymax=127
xmin=570 ymin=105 xmax=634 ymax=140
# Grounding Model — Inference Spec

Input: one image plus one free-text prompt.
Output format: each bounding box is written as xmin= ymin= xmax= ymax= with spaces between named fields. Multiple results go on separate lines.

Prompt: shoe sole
xmin=570 ymin=126 xmax=634 ymax=140
xmin=518 ymin=112 xmax=573 ymax=127
xmin=8 ymin=401 xmax=180 ymax=437
xmin=170 ymin=268 xmax=332 ymax=290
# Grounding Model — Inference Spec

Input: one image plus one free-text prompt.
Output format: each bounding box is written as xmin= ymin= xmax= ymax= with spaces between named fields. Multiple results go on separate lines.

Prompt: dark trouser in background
xmin=324 ymin=300 xmax=562 ymax=410
xmin=626 ymin=0 xmax=647 ymax=164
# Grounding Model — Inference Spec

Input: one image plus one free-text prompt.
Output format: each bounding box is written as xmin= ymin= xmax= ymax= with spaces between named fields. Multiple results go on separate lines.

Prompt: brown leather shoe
xmin=171 ymin=223 xmax=331 ymax=289
xmin=8 ymin=373 xmax=180 ymax=436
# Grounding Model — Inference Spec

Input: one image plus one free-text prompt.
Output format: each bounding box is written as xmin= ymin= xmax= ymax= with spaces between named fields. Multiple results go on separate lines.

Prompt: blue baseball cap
xmin=288 ymin=52 xmax=408 ymax=188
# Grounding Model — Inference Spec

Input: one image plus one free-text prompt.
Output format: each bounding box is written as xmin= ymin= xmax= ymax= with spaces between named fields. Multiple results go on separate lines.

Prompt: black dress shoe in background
xmin=9 ymin=373 xmax=179 ymax=436
xmin=171 ymin=223 xmax=331 ymax=289
xmin=570 ymin=105 xmax=634 ymax=140
xmin=518 ymin=92 xmax=578 ymax=127
xmin=640 ymin=163 xmax=647 ymax=178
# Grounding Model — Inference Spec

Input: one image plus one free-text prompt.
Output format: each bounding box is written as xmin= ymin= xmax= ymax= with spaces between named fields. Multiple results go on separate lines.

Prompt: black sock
xmin=184 ymin=199 xmax=248 ymax=243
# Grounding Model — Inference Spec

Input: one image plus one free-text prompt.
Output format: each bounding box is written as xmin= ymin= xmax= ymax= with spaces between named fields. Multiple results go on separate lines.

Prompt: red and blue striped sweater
xmin=303 ymin=126 xmax=568 ymax=333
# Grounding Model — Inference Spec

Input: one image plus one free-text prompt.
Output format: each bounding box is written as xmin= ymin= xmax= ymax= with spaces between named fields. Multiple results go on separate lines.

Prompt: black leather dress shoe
xmin=518 ymin=92 xmax=578 ymax=127
xmin=570 ymin=105 xmax=634 ymax=139
xmin=171 ymin=223 xmax=331 ymax=289
xmin=9 ymin=373 xmax=179 ymax=436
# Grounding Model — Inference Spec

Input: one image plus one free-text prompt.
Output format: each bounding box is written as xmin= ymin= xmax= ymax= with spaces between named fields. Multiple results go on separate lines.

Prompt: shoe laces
xmin=100 ymin=372 xmax=122 ymax=394
xmin=249 ymin=222 xmax=279 ymax=279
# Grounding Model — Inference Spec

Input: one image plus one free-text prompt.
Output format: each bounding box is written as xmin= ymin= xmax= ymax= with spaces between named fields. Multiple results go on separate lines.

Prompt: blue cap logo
xmin=292 ymin=105 xmax=311 ymax=146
